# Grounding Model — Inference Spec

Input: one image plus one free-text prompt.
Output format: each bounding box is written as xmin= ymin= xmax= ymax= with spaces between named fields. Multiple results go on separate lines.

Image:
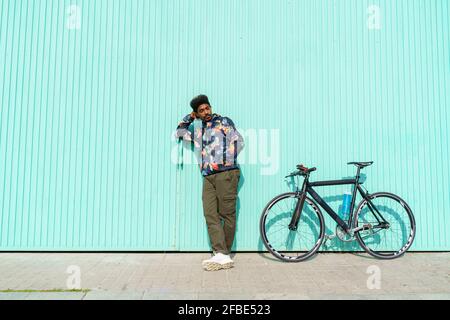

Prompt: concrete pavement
xmin=0 ymin=252 xmax=448 ymax=300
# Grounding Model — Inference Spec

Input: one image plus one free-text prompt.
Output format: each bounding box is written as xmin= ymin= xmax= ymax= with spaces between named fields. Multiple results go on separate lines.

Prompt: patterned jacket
xmin=175 ymin=113 xmax=244 ymax=176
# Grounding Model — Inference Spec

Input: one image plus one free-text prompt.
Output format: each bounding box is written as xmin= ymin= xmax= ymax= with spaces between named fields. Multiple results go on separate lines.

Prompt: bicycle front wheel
xmin=353 ymin=192 xmax=416 ymax=259
xmin=260 ymin=192 xmax=325 ymax=262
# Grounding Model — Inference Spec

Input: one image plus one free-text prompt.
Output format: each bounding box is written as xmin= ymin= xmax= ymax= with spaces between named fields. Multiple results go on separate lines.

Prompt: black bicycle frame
xmin=289 ymin=169 xmax=387 ymax=233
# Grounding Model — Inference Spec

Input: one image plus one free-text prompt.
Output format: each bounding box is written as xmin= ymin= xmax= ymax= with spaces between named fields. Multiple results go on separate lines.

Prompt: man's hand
xmin=190 ymin=111 xmax=197 ymax=120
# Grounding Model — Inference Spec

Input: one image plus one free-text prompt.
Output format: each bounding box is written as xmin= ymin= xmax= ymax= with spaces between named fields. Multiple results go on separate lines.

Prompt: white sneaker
xmin=202 ymin=253 xmax=234 ymax=271
xmin=202 ymin=251 xmax=217 ymax=267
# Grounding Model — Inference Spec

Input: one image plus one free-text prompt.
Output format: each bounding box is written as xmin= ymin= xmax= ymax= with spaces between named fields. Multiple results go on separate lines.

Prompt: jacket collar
xmin=202 ymin=113 xmax=220 ymax=125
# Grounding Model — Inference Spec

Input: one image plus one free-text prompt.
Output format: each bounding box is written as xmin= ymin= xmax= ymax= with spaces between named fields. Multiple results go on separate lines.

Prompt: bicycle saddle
xmin=347 ymin=161 xmax=374 ymax=168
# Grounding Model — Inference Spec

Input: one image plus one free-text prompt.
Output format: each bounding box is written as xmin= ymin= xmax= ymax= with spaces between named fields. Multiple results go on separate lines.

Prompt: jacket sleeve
xmin=175 ymin=114 xmax=195 ymax=142
xmin=223 ymin=117 xmax=244 ymax=156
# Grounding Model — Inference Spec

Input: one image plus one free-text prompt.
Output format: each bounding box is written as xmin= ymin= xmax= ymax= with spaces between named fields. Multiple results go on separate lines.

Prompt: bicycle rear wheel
xmin=353 ymin=192 xmax=416 ymax=259
xmin=260 ymin=192 xmax=325 ymax=262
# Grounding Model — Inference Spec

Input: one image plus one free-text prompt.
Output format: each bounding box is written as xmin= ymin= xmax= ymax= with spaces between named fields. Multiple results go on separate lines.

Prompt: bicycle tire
xmin=260 ymin=192 xmax=325 ymax=262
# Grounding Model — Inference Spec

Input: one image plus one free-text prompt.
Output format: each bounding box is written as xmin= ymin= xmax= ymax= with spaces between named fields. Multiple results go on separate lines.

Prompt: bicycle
xmin=260 ymin=162 xmax=416 ymax=262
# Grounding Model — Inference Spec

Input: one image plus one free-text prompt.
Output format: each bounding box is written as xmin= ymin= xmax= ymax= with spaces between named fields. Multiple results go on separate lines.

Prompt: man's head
xmin=190 ymin=94 xmax=212 ymax=122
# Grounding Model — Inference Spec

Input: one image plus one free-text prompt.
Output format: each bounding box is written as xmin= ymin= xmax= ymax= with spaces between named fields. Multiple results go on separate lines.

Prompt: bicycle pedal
xmin=325 ymin=234 xmax=336 ymax=240
xmin=323 ymin=234 xmax=333 ymax=247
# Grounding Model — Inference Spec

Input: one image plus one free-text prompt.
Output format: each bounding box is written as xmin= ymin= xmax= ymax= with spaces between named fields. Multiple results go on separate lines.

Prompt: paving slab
xmin=25 ymin=292 xmax=87 ymax=300
xmin=0 ymin=252 xmax=448 ymax=300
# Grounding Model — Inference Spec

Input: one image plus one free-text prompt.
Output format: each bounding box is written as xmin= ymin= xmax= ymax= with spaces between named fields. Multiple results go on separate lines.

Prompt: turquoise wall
xmin=1 ymin=0 xmax=449 ymax=251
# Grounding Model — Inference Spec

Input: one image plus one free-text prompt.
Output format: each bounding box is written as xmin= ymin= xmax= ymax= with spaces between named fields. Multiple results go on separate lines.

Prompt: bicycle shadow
xmin=257 ymin=174 xmax=369 ymax=261
xmin=310 ymin=200 xmax=409 ymax=258
xmin=310 ymin=175 xmax=367 ymax=252
xmin=356 ymin=203 xmax=410 ymax=249
xmin=256 ymin=194 xmax=324 ymax=262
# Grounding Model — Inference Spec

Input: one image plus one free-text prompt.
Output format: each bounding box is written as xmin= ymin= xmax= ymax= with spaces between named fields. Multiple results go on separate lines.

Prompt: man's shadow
xmin=203 ymin=170 xmax=245 ymax=256
xmin=177 ymin=129 xmax=246 ymax=255
xmin=230 ymin=171 xmax=245 ymax=255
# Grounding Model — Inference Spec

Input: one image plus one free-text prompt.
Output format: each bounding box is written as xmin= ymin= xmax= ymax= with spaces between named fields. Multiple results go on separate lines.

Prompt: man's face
xmin=196 ymin=104 xmax=212 ymax=122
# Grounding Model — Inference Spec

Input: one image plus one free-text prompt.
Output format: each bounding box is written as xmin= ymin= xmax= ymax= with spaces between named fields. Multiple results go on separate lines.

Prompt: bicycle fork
xmin=288 ymin=193 xmax=306 ymax=231
xmin=288 ymin=177 xmax=308 ymax=232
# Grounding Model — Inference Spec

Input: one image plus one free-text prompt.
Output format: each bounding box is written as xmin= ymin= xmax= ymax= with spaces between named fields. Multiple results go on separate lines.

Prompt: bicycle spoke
xmin=355 ymin=193 xmax=415 ymax=259
xmin=261 ymin=194 xmax=323 ymax=260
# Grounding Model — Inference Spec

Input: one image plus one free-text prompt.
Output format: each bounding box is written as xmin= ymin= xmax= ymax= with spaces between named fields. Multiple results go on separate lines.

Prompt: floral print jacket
xmin=175 ymin=113 xmax=244 ymax=176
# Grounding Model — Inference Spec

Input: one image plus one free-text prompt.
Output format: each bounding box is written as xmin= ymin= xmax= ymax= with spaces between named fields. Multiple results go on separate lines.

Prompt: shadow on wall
xmin=230 ymin=172 xmax=245 ymax=252
xmin=177 ymin=140 xmax=409 ymax=255
xmin=203 ymin=166 xmax=246 ymax=252
xmin=177 ymin=137 xmax=246 ymax=253
xmin=256 ymin=174 xmax=369 ymax=253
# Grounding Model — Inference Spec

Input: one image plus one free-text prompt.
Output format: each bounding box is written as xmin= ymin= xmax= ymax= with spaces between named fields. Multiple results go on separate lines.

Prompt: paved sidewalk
xmin=0 ymin=252 xmax=448 ymax=300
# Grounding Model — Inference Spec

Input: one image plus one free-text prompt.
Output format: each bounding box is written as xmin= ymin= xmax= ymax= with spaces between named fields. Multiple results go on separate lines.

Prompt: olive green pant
xmin=202 ymin=169 xmax=240 ymax=255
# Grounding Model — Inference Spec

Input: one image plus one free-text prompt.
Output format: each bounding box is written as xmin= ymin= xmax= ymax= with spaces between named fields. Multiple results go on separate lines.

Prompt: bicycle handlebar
xmin=296 ymin=164 xmax=317 ymax=174
xmin=285 ymin=165 xmax=317 ymax=178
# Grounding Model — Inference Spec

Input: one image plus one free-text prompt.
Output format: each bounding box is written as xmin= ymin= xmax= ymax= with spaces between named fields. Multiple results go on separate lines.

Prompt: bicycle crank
xmin=336 ymin=226 xmax=355 ymax=242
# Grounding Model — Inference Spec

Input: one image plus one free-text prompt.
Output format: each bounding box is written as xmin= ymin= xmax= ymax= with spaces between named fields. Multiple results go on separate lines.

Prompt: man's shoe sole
xmin=203 ymin=261 xmax=234 ymax=271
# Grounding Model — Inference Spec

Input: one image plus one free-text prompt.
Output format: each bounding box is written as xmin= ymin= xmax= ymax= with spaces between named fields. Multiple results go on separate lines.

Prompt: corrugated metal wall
xmin=0 ymin=0 xmax=449 ymax=251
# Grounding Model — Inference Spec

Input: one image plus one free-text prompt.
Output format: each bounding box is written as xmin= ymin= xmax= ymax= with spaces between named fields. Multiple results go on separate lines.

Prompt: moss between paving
xmin=0 ymin=289 xmax=90 ymax=293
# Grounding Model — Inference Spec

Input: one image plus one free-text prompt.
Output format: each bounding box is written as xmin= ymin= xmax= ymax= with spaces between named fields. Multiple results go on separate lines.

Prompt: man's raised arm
xmin=175 ymin=113 xmax=195 ymax=142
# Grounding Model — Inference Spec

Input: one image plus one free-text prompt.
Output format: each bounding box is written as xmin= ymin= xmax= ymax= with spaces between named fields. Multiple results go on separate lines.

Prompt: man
xmin=175 ymin=95 xmax=244 ymax=271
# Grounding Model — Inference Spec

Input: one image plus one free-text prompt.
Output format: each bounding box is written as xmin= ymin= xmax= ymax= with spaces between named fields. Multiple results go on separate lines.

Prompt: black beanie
xmin=190 ymin=94 xmax=210 ymax=112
